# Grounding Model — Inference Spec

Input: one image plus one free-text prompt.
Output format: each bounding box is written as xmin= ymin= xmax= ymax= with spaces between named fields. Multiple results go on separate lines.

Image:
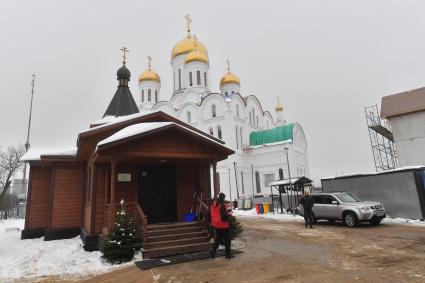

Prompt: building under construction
xmin=364 ymin=104 xmax=398 ymax=172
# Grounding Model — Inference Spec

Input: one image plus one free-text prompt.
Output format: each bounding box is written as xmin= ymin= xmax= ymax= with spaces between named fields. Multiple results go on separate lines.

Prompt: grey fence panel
xmin=322 ymin=170 xmax=424 ymax=219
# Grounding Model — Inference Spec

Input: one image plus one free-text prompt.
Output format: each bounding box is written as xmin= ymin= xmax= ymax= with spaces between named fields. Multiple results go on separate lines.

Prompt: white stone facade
xmin=388 ymin=111 xmax=425 ymax=167
xmin=136 ymin=29 xmax=310 ymax=202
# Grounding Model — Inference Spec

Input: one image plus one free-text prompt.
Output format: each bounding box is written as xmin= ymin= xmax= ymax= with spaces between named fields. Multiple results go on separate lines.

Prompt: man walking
xmin=300 ymin=190 xmax=314 ymax=228
xmin=210 ymin=192 xmax=233 ymax=259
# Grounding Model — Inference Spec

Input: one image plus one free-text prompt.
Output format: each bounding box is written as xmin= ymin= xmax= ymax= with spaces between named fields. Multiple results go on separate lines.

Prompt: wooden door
xmin=138 ymin=165 xmax=177 ymax=223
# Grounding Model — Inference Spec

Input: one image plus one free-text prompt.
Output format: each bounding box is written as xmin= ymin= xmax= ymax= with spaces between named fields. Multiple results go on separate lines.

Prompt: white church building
xmin=136 ymin=16 xmax=310 ymax=203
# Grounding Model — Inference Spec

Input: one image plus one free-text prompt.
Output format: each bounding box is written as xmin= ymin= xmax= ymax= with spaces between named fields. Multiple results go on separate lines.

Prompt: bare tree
xmin=0 ymin=145 xmax=26 ymax=202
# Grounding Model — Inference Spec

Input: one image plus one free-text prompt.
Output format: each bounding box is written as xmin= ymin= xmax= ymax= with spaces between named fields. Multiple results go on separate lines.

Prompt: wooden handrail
xmin=135 ymin=203 xmax=148 ymax=226
xmin=198 ymin=198 xmax=209 ymax=210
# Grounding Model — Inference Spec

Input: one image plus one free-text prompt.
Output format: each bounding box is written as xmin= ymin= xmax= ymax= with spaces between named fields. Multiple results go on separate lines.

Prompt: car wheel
xmin=369 ymin=218 xmax=381 ymax=225
xmin=344 ymin=212 xmax=359 ymax=227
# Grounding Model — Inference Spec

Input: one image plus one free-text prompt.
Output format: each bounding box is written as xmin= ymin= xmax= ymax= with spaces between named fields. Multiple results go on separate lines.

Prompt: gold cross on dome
xmin=226 ymin=59 xmax=231 ymax=73
xmin=185 ymin=14 xmax=192 ymax=37
xmin=120 ymin=47 xmax=129 ymax=64
xmin=147 ymin=55 xmax=152 ymax=70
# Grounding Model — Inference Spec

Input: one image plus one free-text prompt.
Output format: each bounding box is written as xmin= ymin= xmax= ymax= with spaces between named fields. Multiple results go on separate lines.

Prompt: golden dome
xmin=184 ymin=37 xmax=209 ymax=64
xmin=171 ymin=36 xmax=208 ymax=60
xmin=138 ymin=70 xmax=160 ymax=83
xmin=275 ymin=97 xmax=284 ymax=112
xmin=138 ymin=55 xmax=160 ymax=83
xmin=220 ymin=72 xmax=240 ymax=87
xmin=220 ymin=60 xmax=240 ymax=87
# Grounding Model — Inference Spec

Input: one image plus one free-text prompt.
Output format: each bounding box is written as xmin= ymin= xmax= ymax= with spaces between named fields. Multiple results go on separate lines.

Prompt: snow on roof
xmin=98 ymin=122 xmax=173 ymax=147
xmin=321 ymin=165 xmax=425 ymax=180
xmin=97 ymin=122 xmax=233 ymax=151
xmin=21 ymin=147 xmax=77 ymax=161
xmin=81 ymin=111 xmax=159 ymax=134
xmin=245 ymin=139 xmax=292 ymax=150
xmin=268 ymin=177 xmax=301 ymax=186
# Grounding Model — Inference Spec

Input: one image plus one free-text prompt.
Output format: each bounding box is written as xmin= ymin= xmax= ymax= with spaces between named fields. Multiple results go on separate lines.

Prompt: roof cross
xmin=120 ymin=47 xmax=129 ymax=65
xmin=147 ymin=55 xmax=152 ymax=70
xmin=226 ymin=59 xmax=231 ymax=73
xmin=185 ymin=14 xmax=192 ymax=37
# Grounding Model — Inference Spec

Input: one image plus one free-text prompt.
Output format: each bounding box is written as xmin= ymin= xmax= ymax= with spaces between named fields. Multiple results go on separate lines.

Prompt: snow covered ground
xmin=234 ymin=209 xmax=425 ymax=227
xmin=0 ymin=219 xmax=141 ymax=282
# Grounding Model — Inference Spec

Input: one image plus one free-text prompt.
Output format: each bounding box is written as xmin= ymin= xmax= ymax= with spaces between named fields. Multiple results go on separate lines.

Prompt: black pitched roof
xmin=103 ymin=65 xmax=139 ymax=118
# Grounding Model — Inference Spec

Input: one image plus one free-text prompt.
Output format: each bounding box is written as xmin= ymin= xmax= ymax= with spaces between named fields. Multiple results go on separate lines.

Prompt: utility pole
xmin=251 ymin=164 xmax=255 ymax=200
xmin=23 ymin=74 xmax=35 ymax=214
xmin=233 ymin=162 xmax=240 ymax=199
xmin=284 ymin=146 xmax=294 ymax=215
xmin=227 ymin=168 xmax=232 ymax=201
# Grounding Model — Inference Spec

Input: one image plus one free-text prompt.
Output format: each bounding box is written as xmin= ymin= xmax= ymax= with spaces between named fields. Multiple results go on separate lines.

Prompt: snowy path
xmin=0 ymin=219 xmax=140 ymax=282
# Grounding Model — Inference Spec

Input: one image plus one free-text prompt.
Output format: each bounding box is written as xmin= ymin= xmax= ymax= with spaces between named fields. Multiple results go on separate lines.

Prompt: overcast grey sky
xmin=1 ymin=0 xmax=425 ymax=182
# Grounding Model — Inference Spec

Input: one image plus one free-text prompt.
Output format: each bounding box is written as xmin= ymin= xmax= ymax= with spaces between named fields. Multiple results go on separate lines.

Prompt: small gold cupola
xmin=220 ymin=60 xmax=240 ymax=87
xmin=275 ymin=96 xmax=284 ymax=112
xmin=138 ymin=55 xmax=161 ymax=83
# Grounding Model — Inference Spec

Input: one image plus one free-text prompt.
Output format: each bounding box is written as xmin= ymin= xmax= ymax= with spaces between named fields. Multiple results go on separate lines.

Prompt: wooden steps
xmin=142 ymin=222 xmax=211 ymax=259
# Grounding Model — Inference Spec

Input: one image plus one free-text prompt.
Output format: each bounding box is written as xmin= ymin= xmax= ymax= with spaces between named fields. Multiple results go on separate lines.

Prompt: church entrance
xmin=138 ymin=165 xmax=177 ymax=224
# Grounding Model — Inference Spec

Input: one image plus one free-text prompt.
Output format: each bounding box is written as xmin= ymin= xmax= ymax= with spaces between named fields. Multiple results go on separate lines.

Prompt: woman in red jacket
xmin=209 ymin=192 xmax=233 ymax=259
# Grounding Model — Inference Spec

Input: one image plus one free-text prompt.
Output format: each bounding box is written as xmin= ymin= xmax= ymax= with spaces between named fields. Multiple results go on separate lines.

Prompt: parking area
xmin=77 ymin=216 xmax=425 ymax=283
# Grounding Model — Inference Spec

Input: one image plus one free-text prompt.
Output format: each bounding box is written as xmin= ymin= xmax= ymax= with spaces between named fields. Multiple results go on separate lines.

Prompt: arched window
xmin=155 ymin=90 xmax=158 ymax=103
xmin=249 ymin=112 xmax=252 ymax=123
xmin=252 ymin=108 xmax=255 ymax=124
xmin=141 ymin=90 xmax=144 ymax=103
xmin=279 ymin=168 xmax=284 ymax=180
xmin=148 ymin=89 xmax=151 ymax=102
xmin=212 ymin=104 xmax=216 ymax=117
xmin=197 ymin=70 xmax=201 ymax=85
xmin=256 ymin=115 xmax=259 ymax=126
xmin=232 ymin=90 xmax=235 ymax=94
xmin=204 ymin=72 xmax=207 ymax=87
xmin=235 ymin=126 xmax=239 ymax=149
xmin=217 ymin=126 xmax=222 ymax=139
xmin=255 ymin=171 xmax=261 ymax=194
xmin=209 ymin=127 xmax=214 ymax=136
xmin=189 ymin=72 xmax=193 ymax=86
xmin=236 ymin=104 xmax=239 ymax=117
xmin=266 ymin=120 xmax=269 ymax=129
xmin=178 ymin=69 xmax=182 ymax=89
xmin=187 ymin=111 xmax=191 ymax=123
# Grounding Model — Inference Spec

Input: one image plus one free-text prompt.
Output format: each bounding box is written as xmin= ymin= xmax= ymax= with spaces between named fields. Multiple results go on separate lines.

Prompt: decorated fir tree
xmin=100 ymin=199 xmax=142 ymax=264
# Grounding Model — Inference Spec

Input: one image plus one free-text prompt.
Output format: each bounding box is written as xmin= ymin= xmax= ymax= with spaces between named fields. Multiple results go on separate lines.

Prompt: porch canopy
xmin=268 ymin=176 xmax=313 ymax=191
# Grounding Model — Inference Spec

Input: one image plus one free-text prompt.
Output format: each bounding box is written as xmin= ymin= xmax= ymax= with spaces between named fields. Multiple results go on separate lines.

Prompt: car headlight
xmin=360 ymin=206 xmax=371 ymax=211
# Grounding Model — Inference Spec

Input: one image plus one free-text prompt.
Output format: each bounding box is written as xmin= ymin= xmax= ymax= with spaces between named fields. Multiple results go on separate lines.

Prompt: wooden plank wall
xmin=176 ymin=164 xmax=212 ymax=221
xmin=94 ymin=165 xmax=107 ymax=233
xmin=115 ymin=165 xmax=138 ymax=204
xmin=26 ymin=165 xmax=52 ymax=229
xmin=51 ymin=163 xmax=84 ymax=228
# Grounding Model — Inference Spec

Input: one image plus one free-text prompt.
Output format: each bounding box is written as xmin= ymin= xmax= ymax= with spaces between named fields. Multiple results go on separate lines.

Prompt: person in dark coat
xmin=210 ymin=192 xmax=233 ymax=259
xmin=233 ymin=199 xmax=238 ymax=210
xmin=300 ymin=190 xmax=314 ymax=228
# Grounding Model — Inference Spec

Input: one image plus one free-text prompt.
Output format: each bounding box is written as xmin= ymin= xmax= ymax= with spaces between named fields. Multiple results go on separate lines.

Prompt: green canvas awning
xmin=249 ymin=123 xmax=294 ymax=146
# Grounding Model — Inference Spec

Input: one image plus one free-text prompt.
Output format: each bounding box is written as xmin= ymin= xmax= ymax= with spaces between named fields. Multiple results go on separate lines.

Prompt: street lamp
xmin=284 ymin=145 xmax=294 ymax=214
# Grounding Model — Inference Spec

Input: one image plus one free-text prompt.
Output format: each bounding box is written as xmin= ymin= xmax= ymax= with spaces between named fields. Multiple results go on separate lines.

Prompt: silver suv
xmin=298 ymin=192 xmax=386 ymax=227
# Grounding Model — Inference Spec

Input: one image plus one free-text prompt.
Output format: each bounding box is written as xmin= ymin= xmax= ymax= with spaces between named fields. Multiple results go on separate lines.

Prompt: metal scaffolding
xmin=365 ymin=105 xmax=398 ymax=172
